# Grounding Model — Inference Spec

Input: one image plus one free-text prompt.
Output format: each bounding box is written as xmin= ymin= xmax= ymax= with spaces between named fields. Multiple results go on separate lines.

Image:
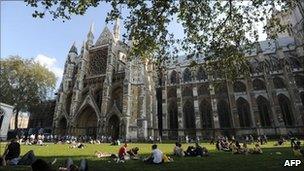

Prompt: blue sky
xmin=1 ymin=1 xmax=267 ymax=88
xmin=1 ymin=1 xmax=125 ymax=87
xmin=0 ymin=1 xmax=185 ymax=88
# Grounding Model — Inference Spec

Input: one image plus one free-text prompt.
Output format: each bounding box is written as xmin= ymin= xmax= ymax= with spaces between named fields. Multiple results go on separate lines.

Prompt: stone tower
xmin=53 ymin=22 xmax=158 ymax=141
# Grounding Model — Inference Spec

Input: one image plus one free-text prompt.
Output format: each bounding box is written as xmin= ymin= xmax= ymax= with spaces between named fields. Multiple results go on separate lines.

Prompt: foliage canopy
xmin=24 ymin=0 xmax=301 ymax=78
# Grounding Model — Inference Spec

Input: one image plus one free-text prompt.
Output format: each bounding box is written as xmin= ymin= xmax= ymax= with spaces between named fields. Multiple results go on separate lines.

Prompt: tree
xmin=0 ymin=56 xmax=56 ymax=129
xmin=24 ymin=0 xmax=301 ymax=79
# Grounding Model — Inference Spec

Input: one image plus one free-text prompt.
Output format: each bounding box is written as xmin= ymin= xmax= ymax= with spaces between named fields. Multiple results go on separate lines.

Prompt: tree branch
xmin=213 ymin=0 xmax=233 ymax=37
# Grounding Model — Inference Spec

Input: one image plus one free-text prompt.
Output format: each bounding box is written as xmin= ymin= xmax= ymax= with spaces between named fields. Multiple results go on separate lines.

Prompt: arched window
xmin=183 ymin=100 xmax=195 ymax=129
xmin=182 ymin=86 xmax=193 ymax=97
xmin=66 ymin=93 xmax=72 ymax=114
xmin=233 ymin=81 xmax=247 ymax=92
xmin=183 ymin=68 xmax=192 ymax=82
xmin=270 ymin=58 xmax=283 ymax=71
xmin=58 ymin=117 xmax=67 ymax=135
xmin=197 ymin=66 xmax=207 ymax=81
xmin=295 ymin=75 xmax=304 ymax=88
xmin=236 ymin=98 xmax=251 ymax=127
xmin=200 ymin=99 xmax=212 ymax=129
xmin=168 ymin=102 xmax=178 ymax=130
xmin=170 ymin=70 xmax=179 ymax=84
xmin=198 ymin=84 xmax=210 ymax=96
xmin=256 ymin=96 xmax=271 ymax=127
xmin=217 ymin=100 xmax=231 ymax=128
xmin=167 ymin=87 xmax=177 ymax=99
xmin=215 ymin=83 xmax=227 ymax=95
xmin=252 ymin=79 xmax=266 ymax=90
xmin=278 ymin=94 xmax=294 ymax=126
xmin=167 ymin=87 xmax=178 ymax=139
xmin=94 ymin=89 xmax=103 ymax=109
xmin=112 ymin=87 xmax=123 ymax=112
xmin=273 ymin=77 xmax=286 ymax=89
xmin=254 ymin=62 xmax=264 ymax=73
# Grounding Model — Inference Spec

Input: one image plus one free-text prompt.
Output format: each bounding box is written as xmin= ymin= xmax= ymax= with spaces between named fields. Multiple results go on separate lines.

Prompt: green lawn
xmin=0 ymin=141 xmax=303 ymax=171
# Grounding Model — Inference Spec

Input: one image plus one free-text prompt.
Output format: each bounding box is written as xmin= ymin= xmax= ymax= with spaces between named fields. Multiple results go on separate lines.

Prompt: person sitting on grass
xmin=118 ymin=143 xmax=128 ymax=160
xmin=216 ymin=140 xmax=229 ymax=152
xmin=2 ymin=138 xmax=39 ymax=165
xmin=234 ymin=141 xmax=247 ymax=155
xmin=173 ymin=142 xmax=184 ymax=157
xmin=274 ymin=137 xmax=285 ymax=146
xmin=242 ymin=143 xmax=249 ymax=155
xmin=210 ymin=136 xmax=215 ymax=145
xmin=293 ymin=141 xmax=304 ymax=157
xmin=194 ymin=143 xmax=210 ymax=157
xmin=185 ymin=145 xmax=196 ymax=156
xmin=3 ymin=138 xmax=21 ymax=165
xmin=144 ymin=144 xmax=164 ymax=164
xmin=248 ymin=143 xmax=263 ymax=154
xmin=229 ymin=141 xmax=241 ymax=154
xmin=127 ymin=147 xmax=140 ymax=160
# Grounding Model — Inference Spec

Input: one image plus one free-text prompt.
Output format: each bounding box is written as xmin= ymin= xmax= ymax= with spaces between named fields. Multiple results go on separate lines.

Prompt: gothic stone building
xmin=53 ymin=21 xmax=157 ymax=140
xmin=54 ymin=22 xmax=304 ymax=140
xmin=158 ymin=37 xmax=304 ymax=139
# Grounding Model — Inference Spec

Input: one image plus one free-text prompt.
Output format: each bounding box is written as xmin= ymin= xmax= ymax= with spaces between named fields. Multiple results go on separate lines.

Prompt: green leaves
xmin=24 ymin=0 xmax=294 ymax=80
xmin=0 ymin=56 xmax=56 ymax=112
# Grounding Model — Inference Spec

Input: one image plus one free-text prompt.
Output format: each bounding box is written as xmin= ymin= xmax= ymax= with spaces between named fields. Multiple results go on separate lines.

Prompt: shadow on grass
xmin=0 ymin=147 xmax=303 ymax=171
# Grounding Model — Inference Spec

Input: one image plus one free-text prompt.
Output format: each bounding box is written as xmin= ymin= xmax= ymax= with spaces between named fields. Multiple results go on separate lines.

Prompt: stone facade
xmin=53 ymin=21 xmax=157 ymax=140
xmin=158 ymin=37 xmax=304 ymax=139
xmin=54 ymin=11 xmax=303 ymax=140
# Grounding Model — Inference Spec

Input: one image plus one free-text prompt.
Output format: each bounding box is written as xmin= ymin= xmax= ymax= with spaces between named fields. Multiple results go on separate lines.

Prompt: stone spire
xmin=113 ymin=17 xmax=120 ymax=42
xmin=69 ymin=42 xmax=78 ymax=55
xmin=87 ymin=23 xmax=94 ymax=47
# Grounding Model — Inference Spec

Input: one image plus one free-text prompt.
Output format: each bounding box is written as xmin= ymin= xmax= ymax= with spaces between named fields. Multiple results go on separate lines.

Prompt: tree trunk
xmin=15 ymin=108 xmax=19 ymax=129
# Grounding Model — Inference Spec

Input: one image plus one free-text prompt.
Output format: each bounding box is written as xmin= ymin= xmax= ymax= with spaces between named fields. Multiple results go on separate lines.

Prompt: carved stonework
xmin=88 ymin=48 xmax=108 ymax=76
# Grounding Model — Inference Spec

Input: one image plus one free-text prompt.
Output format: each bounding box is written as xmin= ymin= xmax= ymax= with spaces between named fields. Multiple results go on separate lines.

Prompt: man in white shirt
xmin=144 ymin=144 xmax=163 ymax=164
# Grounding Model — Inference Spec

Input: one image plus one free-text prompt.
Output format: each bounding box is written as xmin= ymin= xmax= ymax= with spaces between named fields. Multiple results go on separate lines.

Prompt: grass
xmin=0 ymin=141 xmax=303 ymax=171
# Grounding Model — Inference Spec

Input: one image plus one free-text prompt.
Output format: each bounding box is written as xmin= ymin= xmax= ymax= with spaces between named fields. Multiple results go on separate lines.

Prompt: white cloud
xmin=34 ymin=54 xmax=64 ymax=87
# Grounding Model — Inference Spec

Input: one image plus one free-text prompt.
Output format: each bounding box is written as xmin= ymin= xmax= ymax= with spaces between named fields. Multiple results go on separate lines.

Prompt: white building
xmin=0 ymin=103 xmax=14 ymax=140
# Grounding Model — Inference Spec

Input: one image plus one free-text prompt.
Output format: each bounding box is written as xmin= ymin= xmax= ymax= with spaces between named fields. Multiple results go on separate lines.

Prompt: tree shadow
xmin=0 ymin=146 xmax=303 ymax=171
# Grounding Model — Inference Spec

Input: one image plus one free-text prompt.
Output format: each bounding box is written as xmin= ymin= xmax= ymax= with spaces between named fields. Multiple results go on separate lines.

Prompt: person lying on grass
xmin=95 ymin=151 xmax=112 ymax=158
xmin=69 ymin=142 xmax=85 ymax=149
xmin=58 ymin=158 xmax=88 ymax=171
xmin=185 ymin=143 xmax=209 ymax=157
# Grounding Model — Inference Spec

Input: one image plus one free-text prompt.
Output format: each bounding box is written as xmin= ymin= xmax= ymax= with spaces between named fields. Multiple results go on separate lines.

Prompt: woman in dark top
xmin=4 ymin=138 xmax=20 ymax=161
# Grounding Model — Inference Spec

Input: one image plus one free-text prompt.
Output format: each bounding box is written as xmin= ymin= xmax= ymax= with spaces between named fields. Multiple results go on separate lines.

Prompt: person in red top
xmin=118 ymin=143 xmax=128 ymax=160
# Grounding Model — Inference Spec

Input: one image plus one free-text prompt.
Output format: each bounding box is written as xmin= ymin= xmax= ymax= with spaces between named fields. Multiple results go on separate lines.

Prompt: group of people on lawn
xmin=1 ymin=135 xmax=304 ymax=170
